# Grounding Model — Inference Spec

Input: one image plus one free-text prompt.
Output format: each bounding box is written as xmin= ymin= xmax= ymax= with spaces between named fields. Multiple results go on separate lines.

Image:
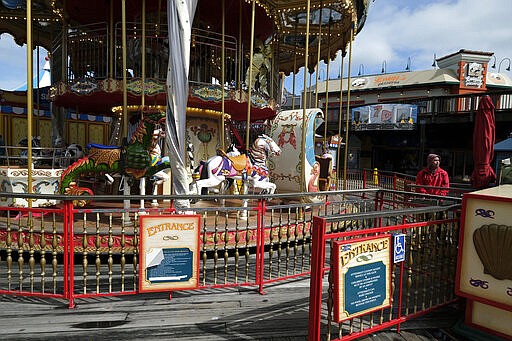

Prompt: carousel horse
xmin=192 ymin=135 xmax=281 ymax=198
xmin=58 ymin=110 xmax=170 ymax=207
xmin=19 ymin=136 xmax=42 ymax=155
xmin=18 ymin=136 xmax=43 ymax=166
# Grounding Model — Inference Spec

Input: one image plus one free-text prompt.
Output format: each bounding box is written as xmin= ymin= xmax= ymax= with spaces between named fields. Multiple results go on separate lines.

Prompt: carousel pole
xmin=59 ymin=8 xmax=67 ymax=144
xmin=336 ymin=52 xmax=345 ymax=191
xmin=122 ymin=0 xmax=128 ymax=140
xmin=314 ymin=3 xmax=323 ymax=107
xmin=245 ymin=0 xmax=256 ymax=150
xmin=36 ymin=44 xmax=40 ymax=131
xmin=291 ymin=15 xmax=298 ymax=110
xmin=308 ymin=72 xmax=313 ymax=109
xmin=109 ymin=1 xmax=114 ymax=78
xmin=26 ymin=0 xmax=34 ymax=208
xmin=300 ymin=0 xmax=311 ymax=218
xmin=324 ymin=8 xmax=333 ymax=143
xmin=273 ymin=32 xmax=280 ymax=101
xmin=141 ymin=0 xmax=149 ymax=210
xmin=237 ymin=0 xmax=242 ymax=91
xmin=343 ymin=26 xmax=354 ymax=191
xmin=221 ymin=0 xmax=225 ymax=150
xmin=239 ymin=0 xmax=257 ymax=219
xmin=323 ymin=9 xmax=333 ymax=189
xmin=301 ymin=0 xmax=311 ymax=192
xmin=121 ymin=0 xmax=131 ymax=223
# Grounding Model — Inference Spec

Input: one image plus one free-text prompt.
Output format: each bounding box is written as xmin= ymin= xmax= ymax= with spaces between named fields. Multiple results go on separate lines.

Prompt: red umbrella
xmin=471 ymin=95 xmax=496 ymax=189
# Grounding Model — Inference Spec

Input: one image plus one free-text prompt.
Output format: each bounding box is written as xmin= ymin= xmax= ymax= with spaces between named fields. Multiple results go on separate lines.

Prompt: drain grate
xmin=72 ymin=320 xmax=128 ymax=329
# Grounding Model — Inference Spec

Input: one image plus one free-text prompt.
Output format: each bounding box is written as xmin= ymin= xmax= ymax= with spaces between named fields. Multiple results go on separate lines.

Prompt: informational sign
xmin=393 ymin=233 xmax=406 ymax=263
xmin=333 ymin=235 xmax=392 ymax=322
xmin=139 ymin=215 xmax=200 ymax=292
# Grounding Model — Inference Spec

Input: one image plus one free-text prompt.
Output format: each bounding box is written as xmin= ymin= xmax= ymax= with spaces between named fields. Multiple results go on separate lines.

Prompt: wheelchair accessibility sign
xmin=393 ymin=234 xmax=406 ymax=263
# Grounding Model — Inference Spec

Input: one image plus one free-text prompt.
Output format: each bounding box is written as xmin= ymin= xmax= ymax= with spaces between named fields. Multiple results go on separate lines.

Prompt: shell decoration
xmin=472 ymin=224 xmax=512 ymax=280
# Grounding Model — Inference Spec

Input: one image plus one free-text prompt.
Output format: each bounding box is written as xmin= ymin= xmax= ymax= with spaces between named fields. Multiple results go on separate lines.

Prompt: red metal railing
xmin=308 ymin=201 xmax=461 ymax=341
xmin=0 ymin=180 xmax=462 ymax=314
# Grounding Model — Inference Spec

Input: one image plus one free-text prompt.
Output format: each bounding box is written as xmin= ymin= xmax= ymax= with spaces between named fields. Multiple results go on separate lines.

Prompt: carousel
xmin=0 ymin=0 xmax=371 ymax=208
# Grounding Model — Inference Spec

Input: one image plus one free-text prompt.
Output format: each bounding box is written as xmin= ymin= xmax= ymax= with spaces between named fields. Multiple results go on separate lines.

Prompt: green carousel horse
xmin=59 ymin=109 xmax=170 ymax=207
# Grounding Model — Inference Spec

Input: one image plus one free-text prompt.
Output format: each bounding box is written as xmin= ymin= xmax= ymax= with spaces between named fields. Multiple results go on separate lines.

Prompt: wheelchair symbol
xmin=394 ymin=234 xmax=406 ymax=263
xmin=395 ymin=240 xmax=404 ymax=255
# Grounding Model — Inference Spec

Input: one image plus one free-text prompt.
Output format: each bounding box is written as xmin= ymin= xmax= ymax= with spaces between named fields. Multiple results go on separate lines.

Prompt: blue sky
xmin=285 ymin=0 xmax=512 ymax=93
xmin=1 ymin=0 xmax=511 ymax=93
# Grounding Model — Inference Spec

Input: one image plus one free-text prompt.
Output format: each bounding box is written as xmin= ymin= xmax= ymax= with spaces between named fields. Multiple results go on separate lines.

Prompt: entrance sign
xmin=139 ymin=215 xmax=200 ymax=292
xmin=333 ymin=235 xmax=392 ymax=322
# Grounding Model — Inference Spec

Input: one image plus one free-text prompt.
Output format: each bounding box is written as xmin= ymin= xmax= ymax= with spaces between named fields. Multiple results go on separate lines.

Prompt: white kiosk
xmin=456 ymin=185 xmax=512 ymax=339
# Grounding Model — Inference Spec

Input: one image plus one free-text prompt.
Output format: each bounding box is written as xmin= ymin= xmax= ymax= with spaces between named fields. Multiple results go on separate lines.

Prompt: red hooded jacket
xmin=415 ymin=167 xmax=450 ymax=196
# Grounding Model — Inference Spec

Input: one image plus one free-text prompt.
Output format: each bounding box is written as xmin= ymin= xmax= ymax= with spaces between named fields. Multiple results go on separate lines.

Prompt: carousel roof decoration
xmin=188 ymin=84 xmax=276 ymax=122
xmin=1 ymin=0 xmax=371 ymax=118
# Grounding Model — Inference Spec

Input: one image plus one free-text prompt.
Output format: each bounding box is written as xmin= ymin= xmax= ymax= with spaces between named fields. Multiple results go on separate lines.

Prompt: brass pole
xmin=62 ymin=5 xmax=67 ymax=83
xmin=291 ymin=16 xmax=298 ymax=110
xmin=273 ymin=33 xmax=280 ymax=100
xmin=245 ymin=0 xmax=256 ymax=151
xmin=221 ymin=0 xmax=225 ymax=149
xmin=37 ymin=43 xmax=42 ymax=136
xmin=237 ymin=0 xmax=242 ymax=91
xmin=142 ymin=0 xmax=146 ymax=108
xmin=122 ymin=0 xmax=128 ymax=140
xmin=301 ymin=0 xmax=311 ymax=194
xmin=336 ymin=53 xmax=344 ymax=190
xmin=109 ymin=0 xmax=113 ymax=78
xmin=314 ymin=3 xmax=323 ymax=107
xmin=323 ymin=8 xmax=333 ymax=144
xmin=26 ymin=0 xmax=34 ymax=206
xmin=60 ymin=1 xmax=68 ymax=144
xmin=343 ymin=27 xmax=354 ymax=190
xmin=308 ymin=72 xmax=313 ymax=108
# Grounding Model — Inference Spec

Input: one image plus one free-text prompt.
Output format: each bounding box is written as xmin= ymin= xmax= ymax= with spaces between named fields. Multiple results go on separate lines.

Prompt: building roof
xmin=313 ymin=68 xmax=460 ymax=93
xmin=487 ymin=72 xmax=512 ymax=88
xmin=312 ymin=68 xmax=512 ymax=93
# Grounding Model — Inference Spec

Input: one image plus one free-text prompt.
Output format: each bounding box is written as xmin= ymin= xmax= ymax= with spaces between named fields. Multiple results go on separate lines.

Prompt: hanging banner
xmin=352 ymin=104 xmax=418 ymax=130
xmin=139 ymin=214 xmax=200 ymax=292
xmin=333 ymin=235 xmax=392 ymax=322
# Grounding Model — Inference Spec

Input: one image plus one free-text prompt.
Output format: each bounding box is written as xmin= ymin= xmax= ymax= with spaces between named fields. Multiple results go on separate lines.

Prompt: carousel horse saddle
xmin=87 ymin=143 xmax=121 ymax=162
xmin=217 ymin=149 xmax=249 ymax=172
xmin=87 ymin=143 xmax=120 ymax=150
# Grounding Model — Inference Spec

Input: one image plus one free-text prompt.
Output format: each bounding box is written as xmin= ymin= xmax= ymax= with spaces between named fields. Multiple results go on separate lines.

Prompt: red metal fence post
xmin=308 ymin=216 xmax=327 ymax=341
xmin=64 ymin=200 xmax=75 ymax=309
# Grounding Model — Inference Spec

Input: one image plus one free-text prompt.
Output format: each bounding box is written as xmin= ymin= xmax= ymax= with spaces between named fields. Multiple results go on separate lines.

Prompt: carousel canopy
xmin=0 ymin=0 xmax=371 ymax=117
xmin=1 ymin=0 xmax=370 ymax=74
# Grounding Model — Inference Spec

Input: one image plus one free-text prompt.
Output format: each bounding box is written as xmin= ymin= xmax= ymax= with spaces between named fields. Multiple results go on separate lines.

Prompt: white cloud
xmin=351 ymin=0 xmax=512 ymax=75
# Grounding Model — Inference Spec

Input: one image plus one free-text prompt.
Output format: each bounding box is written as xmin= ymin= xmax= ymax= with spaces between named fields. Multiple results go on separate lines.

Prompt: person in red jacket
xmin=415 ymin=154 xmax=450 ymax=196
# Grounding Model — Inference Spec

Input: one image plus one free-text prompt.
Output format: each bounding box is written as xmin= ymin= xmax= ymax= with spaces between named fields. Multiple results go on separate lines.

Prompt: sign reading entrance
xmin=139 ymin=215 xmax=200 ymax=292
xmin=333 ymin=235 xmax=392 ymax=322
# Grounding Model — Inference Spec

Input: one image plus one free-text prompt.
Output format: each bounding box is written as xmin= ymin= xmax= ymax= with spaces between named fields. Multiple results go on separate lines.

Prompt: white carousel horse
xmin=192 ymin=134 xmax=281 ymax=197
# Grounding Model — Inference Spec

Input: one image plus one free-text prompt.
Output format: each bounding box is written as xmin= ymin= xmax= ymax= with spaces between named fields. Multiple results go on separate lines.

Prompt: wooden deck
xmin=0 ymin=276 xmax=475 ymax=341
